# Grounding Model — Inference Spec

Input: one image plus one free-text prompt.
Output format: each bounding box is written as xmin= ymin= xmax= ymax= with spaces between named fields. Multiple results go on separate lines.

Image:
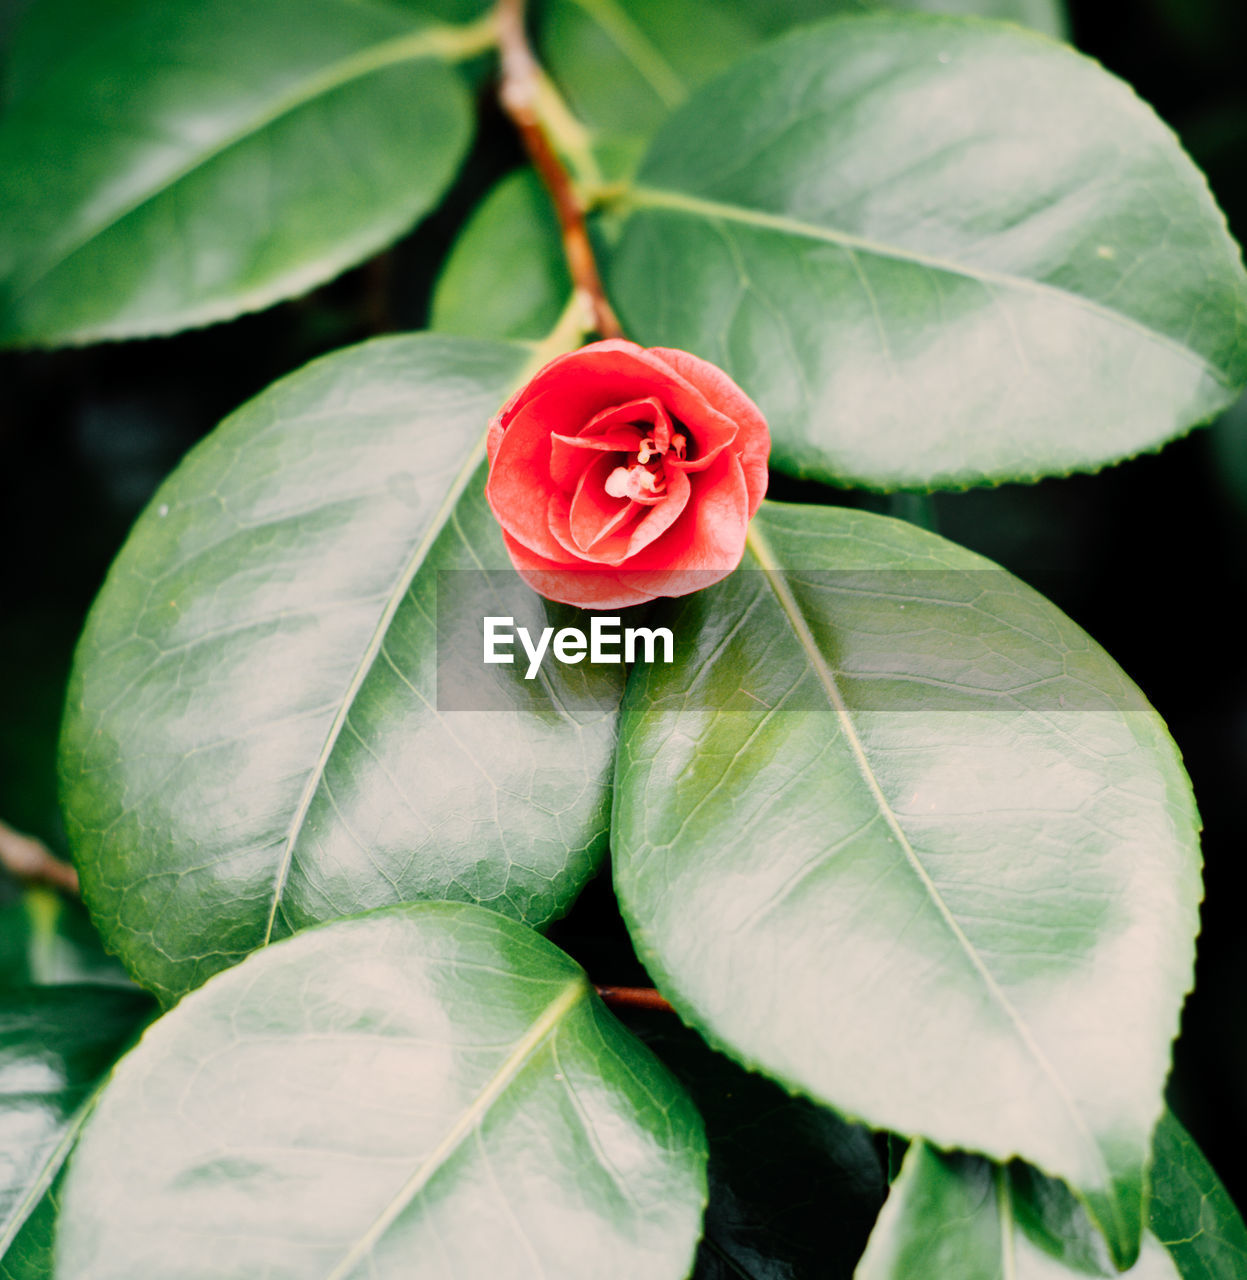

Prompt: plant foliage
xmin=1 ymin=0 xmax=1245 ymax=1275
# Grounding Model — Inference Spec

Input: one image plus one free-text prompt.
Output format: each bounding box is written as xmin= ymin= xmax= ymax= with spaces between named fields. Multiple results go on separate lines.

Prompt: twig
xmin=0 ymin=818 xmax=79 ymax=894
xmin=595 ymin=985 xmax=675 ymax=1013
xmin=496 ymin=0 xmax=623 ymax=341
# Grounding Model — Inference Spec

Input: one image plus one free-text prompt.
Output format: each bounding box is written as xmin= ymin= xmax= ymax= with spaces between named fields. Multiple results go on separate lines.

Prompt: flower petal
xmin=499 ymin=530 xmax=661 ymax=610
xmin=498 ymin=340 xmax=742 ymax=463
xmin=619 ymin=466 xmax=692 ymax=561
xmin=486 ymin=340 xmax=770 ymax=608
xmin=485 ymin=389 xmax=572 ymax=561
xmin=625 ymin=450 xmax=750 ymax=575
xmin=548 ymin=427 xmax=641 ymax=492
xmin=565 ymin=454 xmax=644 ymax=555
xmin=650 ymin=346 xmax=770 ymax=515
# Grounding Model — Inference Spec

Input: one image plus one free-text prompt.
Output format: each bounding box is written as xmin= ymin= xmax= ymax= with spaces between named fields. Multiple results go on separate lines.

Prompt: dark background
xmin=2 ymin=0 xmax=1244 ymax=1210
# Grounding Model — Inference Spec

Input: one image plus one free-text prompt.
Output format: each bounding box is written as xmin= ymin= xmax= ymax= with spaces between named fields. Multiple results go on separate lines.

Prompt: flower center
xmin=603 ymin=431 xmax=688 ymax=503
xmin=604 ymin=463 xmax=663 ymax=500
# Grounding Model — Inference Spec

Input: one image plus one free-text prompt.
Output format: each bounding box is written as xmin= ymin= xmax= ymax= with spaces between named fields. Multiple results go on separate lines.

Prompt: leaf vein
xmin=744 ymin=520 xmax=1119 ymax=1217
xmin=628 ymin=186 xmax=1234 ymax=386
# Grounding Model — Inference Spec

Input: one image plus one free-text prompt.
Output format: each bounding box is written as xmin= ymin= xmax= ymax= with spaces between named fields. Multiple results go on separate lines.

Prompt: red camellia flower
xmin=485 ymin=340 xmax=770 ymax=609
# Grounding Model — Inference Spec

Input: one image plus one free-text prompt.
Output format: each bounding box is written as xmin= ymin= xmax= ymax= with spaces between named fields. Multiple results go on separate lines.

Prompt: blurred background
xmin=2 ymin=0 xmax=1244 ymax=1209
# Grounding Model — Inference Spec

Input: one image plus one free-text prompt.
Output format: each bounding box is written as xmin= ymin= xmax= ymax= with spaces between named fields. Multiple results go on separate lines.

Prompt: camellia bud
xmin=484 ymin=339 xmax=770 ymax=609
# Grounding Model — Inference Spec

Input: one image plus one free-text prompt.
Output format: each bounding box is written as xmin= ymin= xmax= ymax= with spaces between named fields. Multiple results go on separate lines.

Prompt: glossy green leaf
xmin=624 ymin=1011 xmax=885 ymax=1279
xmin=607 ymin=14 xmax=1247 ymax=489
xmin=541 ymin=0 xmax=1065 ymax=147
xmin=372 ymin=0 xmax=492 ymax=19
xmin=900 ymin=0 xmax=1065 ymax=36
xmin=612 ymin=501 xmax=1202 ymax=1267
xmin=55 ymin=902 xmax=708 ymax=1279
xmin=1149 ymin=1111 xmax=1247 ymax=1279
xmin=60 ymin=334 xmax=623 ymax=1004
xmin=0 ymin=0 xmax=488 ymax=346
xmin=0 ymin=890 xmax=132 ymax=990
xmin=0 ymin=1176 xmax=60 ymax=1280
xmin=855 ymin=1143 xmax=1179 ymax=1279
xmin=430 ymin=169 xmax=572 ymax=340
xmin=0 ymin=986 xmax=152 ymax=1268
xmin=858 ymin=1119 xmax=1246 ymax=1280
xmin=541 ymin=0 xmax=764 ymax=143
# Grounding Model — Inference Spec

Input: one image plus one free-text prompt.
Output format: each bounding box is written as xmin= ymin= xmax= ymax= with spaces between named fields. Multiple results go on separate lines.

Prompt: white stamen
xmin=605 ymin=466 xmax=632 ymax=498
xmin=604 ymin=464 xmax=664 ymax=501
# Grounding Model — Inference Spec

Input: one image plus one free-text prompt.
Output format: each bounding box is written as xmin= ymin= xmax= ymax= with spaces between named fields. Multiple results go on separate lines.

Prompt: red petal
xmin=494 ymin=341 xmax=743 ymax=466
xmin=486 ymin=388 xmax=569 ymax=561
xmin=624 ymin=450 xmax=750 ymax=574
xmin=650 ymin=346 xmax=770 ymax=516
xmin=580 ymin=396 xmax=673 ymax=440
xmin=548 ymin=427 xmax=640 ymax=492
xmin=486 ymin=342 xmax=768 ymax=607
xmin=500 ymin=530 xmax=662 ymax=609
xmin=616 ymin=466 xmax=692 ymax=561
xmin=565 ymin=454 xmax=643 ymax=554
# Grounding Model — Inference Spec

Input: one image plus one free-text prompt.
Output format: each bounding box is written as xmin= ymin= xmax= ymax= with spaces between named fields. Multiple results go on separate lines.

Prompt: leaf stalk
xmin=0 ymin=817 xmax=79 ymax=894
xmin=496 ymin=0 xmax=622 ymax=340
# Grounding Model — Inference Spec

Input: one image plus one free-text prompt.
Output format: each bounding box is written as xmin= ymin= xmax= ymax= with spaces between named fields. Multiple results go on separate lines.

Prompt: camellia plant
xmin=1 ymin=0 xmax=1246 ymax=1276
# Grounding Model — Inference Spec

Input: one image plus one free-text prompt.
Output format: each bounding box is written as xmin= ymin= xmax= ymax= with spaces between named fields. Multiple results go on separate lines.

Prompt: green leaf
xmin=60 ymin=334 xmax=623 ymax=1004
xmin=855 ymin=1142 xmax=1180 ymax=1279
xmin=611 ymin=501 xmax=1202 ymax=1268
xmin=606 ymin=14 xmax=1247 ymax=489
xmin=541 ymin=0 xmax=1065 ymax=148
xmin=0 ymin=986 xmax=153 ymax=1268
xmin=369 ymin=0 xmax=492 ymax=20
xmin=541 ymin=0 xmax=764 ymax=144
xmin=430 ymin=169 xmax=572 ymax=340
xmin=623 ymin=1011 xmax=885 ymax=1279
xmin=1149 ymin=1111 xmax=1247 ymax=1279
xmin=0 ymin=0 xmax=489 ymax=346
xmin=859 ymin=1121 xmax=1245 ymax=1280
xmin=0 ymin=889 xmax=132 ymax=989
xmin=55 ymin=902 xmax=708 ymax=1279
xmin=899 ymin=0 xmax=1066 ymax=38
xmin=0 ymin=1176 xmax=61 ymax=1280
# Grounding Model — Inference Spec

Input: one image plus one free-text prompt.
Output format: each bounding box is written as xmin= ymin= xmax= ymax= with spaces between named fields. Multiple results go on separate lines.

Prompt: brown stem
xmin=594 ymin=985 xmax=675 ymax=1013
xmin=496 ymin=0 xmax=623 ymax=341
xmin=0 ymin=818 xmax=79 ymax=894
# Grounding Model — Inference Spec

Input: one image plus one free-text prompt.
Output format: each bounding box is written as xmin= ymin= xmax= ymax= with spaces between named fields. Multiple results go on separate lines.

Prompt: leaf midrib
xmin=625 ymin=186 xmax=1234 ymax=386
xmin=0 ymin=1077 xmax=108 ymax=1257
xmin=260 ymin=428 xmax=491 ymax=944
xmin=566 ymin=0 xmax=685 ymax=107
xmin=997 ymin=1164 xmax=1019 ymax=1280
xmin=744 ymin=518 xmax=1119 ymax=1224
xmin=263 ymin=325 xmax=584 ymax=944
xmin=322 ymin=977 xmax=586 ymax=1279
xmin=15 ymin=17 xmax=494 ymax=298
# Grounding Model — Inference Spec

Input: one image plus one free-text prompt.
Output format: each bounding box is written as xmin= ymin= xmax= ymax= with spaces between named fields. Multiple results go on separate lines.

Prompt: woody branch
xmin=595 ymin=986 xmax=675 ymax=1013
xmin=496 ymin=0 xmax=623 ymax=341
xmin=0 ymin=817 xmax=79 ymax=893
